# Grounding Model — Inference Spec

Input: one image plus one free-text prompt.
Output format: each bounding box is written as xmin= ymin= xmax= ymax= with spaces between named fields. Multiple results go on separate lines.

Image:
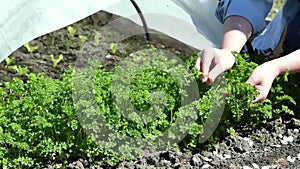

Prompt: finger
xmin=246 ymin=76 xmax=257 ymax=86
xmin=201 ymin=48 xmax=214 ymax=74
xmin=207 ymin=60 xmax=225 ymax=83
xmin=198 ymin=51 xmax=208 ymax=82
xmin=252 ymin=91 xmax=267 ymax=103
xmin=195 ymin=55 xmax=201 ymax=72
xmin=195 ymin=53 xmax=208 ymax=82
xmin=201 ymin=48 xmax=215 ymax=83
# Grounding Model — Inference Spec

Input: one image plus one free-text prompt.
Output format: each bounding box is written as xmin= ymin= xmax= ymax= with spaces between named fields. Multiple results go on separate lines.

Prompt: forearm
xmin=271 ymin=49 xmax=300 ymax=75
xmin=221 ymin=16 xmax=252 ymax=52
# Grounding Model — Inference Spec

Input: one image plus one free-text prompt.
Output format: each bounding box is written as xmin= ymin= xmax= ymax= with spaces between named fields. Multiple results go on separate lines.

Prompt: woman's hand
xmin=246 ymin=61 xmax=280 ymax=103
xmin=195 ymin=47 xmax=236 ymax=83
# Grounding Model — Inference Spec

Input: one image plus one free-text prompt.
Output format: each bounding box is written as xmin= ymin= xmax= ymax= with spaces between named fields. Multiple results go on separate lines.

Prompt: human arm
xmin=247 ymin=49 xmax=300 ymax=102
xmin=195 ymin=0 xmax=273 ymax=83
xmin=196 ymin=16 xmax=252 ymax=83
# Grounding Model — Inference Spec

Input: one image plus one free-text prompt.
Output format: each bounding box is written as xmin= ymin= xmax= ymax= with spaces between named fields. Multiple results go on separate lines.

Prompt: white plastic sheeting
xmin=0 ymin=0 xmax=223 ymax=63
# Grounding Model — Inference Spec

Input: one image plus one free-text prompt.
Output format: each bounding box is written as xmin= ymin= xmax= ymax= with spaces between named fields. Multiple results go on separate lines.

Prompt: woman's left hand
xmin=246 ymin=61 xmax=280 ymax=103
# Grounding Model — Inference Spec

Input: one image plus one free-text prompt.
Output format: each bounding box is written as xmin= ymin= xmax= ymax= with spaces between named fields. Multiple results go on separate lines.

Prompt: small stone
xmin=297 ymin=153 xmax=300 ymax=160
xmin=212 ymin=151 xmax=231 ymax=160
xmin=75 ymin=161 xmax=84 ymax=169
xmin=174 ymin=162 xmax=181 ymax=168
xmin=161 ymin=159 xmax=171 ymax=166
xmin=105 ymin=54 xmax=113 ymax=59
xmin=280 ymin=135 xmax=294 ymax=145
xmin=242 ymin=165 xmax=252 ymax=169
xmin=203 ymin=156 xmax=212 ymax=162
xmin=286 ymin=136 xmax=294 ymax=142
xmin=271 ymin=144 xmax=281 ymax=148
xmin=201 ymin=163 xmax=211 ymax=169
xmin=243 ymin=137 xmax=250 ymax=141
xmin=191 ymin=156 xmax=201 ymax=166
xmin=261 ymin=166 xmax=271 ymax=169
xmin=287 ymin=156 xmax=296 ymax=163
xmin=252 ymin=163 xmax=260 ymax=169
xmin=223 ymin=154 xmax=231 ymax=159
xmin=68 ymin=163 xmax=75 ymax=169
xmin=281 ymin=140 xmax=288 ymax=145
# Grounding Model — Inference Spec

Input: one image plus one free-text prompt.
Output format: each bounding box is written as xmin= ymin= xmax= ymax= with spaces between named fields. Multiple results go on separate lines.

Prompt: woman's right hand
xmin=195 ymin=47 xmax=236 ymax=83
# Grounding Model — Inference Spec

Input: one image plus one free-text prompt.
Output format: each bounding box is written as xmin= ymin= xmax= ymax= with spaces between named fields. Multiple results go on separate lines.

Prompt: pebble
xmin=203 ymin=156 xmax=212 ymax=162
xmin=105 ymin=54 xmax=113 ymax=59
xmin=201 ymin=163 xmax=211 ymax=169
xmin=297 ymin=153 xmax=300 ymax=160
xmin=242 ymin=166 xmax=252 ymax=169
xmin=191 ymin=156 xmax=201 ymax=166
xmin=252 ymin=163 xmax=260 ymax=169
xmin=287 ymin=156 xmax=297 ymax=163
xmin=213 ymin=151 xmax=231 ymax=160
xmin=281 ymin=136 xmax=294 ymax=145
xmin=243 ymin=137 xmax=254 ymax=147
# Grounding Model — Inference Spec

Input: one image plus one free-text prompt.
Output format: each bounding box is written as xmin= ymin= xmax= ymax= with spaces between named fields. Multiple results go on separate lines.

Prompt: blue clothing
xmin=215 ymin=0 xmax=300 ymax=54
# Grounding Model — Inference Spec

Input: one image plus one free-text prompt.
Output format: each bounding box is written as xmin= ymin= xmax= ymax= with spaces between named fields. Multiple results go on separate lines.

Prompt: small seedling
xmin=66 ymin=26 xmax=77 ymax=52
xmin=8 ymin=65 xmax=29 ymax=76
xmin=226 ymin=127 xmax=236 ymax=138
xmin=5 ymin=56 xmax=15 ymax=66
xmin=94 ymin=32 xmax=101 ymax=46
xmin=79 ymin=35 xmax=88 ymax=43
xmin=50 ymin=54 xmax=64 ymax=67
xmin=67 ymin=26 xmax=76 ymax=37
xmin=24 ymin=43 xmax=39 ymax=53
xmin=110 ymin=43 xmax=118 ymax=55
xmin=17 ymin=66 xmax=29 ymax=76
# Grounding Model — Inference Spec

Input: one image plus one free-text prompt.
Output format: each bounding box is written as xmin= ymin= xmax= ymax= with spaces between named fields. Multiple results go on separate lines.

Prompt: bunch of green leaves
xmin=223 ymin=52 xmax=295 ymax=126
xmin=23 ymin=43 xmax=39 ymax=54
xmin=0 ymin=47 xmax=297 ymax=167
xmin=50 ymin=54 xmax=64 ymax=67
xmin=73 ymin=47 xmax=198 ymax=158
xmin=182 ymin=52 xmax=296 ymax=147
xmin=0 ymin=70 xmax=112 ymax=168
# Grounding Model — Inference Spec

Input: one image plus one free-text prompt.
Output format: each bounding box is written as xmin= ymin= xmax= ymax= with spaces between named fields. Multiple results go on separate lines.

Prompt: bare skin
xmin=247 ymin=49 xmax=300 ymax=102
xmin=195 ymin=16 xmax=252 ymax=83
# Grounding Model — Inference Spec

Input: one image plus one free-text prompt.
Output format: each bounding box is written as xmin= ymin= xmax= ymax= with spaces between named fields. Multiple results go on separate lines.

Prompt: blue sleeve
xmin=215 ymin=0 xmax=273 ymax=36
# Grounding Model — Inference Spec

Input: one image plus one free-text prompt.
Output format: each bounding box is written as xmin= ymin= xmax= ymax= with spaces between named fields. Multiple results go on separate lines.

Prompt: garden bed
xmin=0 ymin=11 xmax=299 ymax=169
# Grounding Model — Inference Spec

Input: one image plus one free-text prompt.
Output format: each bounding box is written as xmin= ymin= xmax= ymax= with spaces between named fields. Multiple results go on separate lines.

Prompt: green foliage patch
xmin=0 ymin=48 xmax=298 ymax=168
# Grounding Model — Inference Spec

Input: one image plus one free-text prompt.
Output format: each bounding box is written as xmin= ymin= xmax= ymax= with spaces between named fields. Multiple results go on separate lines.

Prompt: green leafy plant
xmin=23 ymin=43 xmax=39 ymax=53
xmin=94 ymin=32 xmax=101 ymax=46
xmin=50 ymin=54 xmax=64 ymax=67
xmin=5 ymin=56 xmax=15 ymax=66
xmin=110 ymin=43 xmax=118 ymax=55
xmin=0 ymin=46 xmax=297 ymax=168
xmin=79 ymin=35 xmax=88 ymax=43
xmin=67 ymin=26 xmax=76 ymax=37
xmin=7 ymin=65 xmax=29 ymax=76
xmin=65 ymin=26 xmax=77 ymax=52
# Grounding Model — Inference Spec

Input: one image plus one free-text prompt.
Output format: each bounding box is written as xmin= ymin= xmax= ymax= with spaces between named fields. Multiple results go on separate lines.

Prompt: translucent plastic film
xmin=0 ymin=0 xmax=120 ymax=62
xmin=0 ymin=0 xmax=222 ymax=62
